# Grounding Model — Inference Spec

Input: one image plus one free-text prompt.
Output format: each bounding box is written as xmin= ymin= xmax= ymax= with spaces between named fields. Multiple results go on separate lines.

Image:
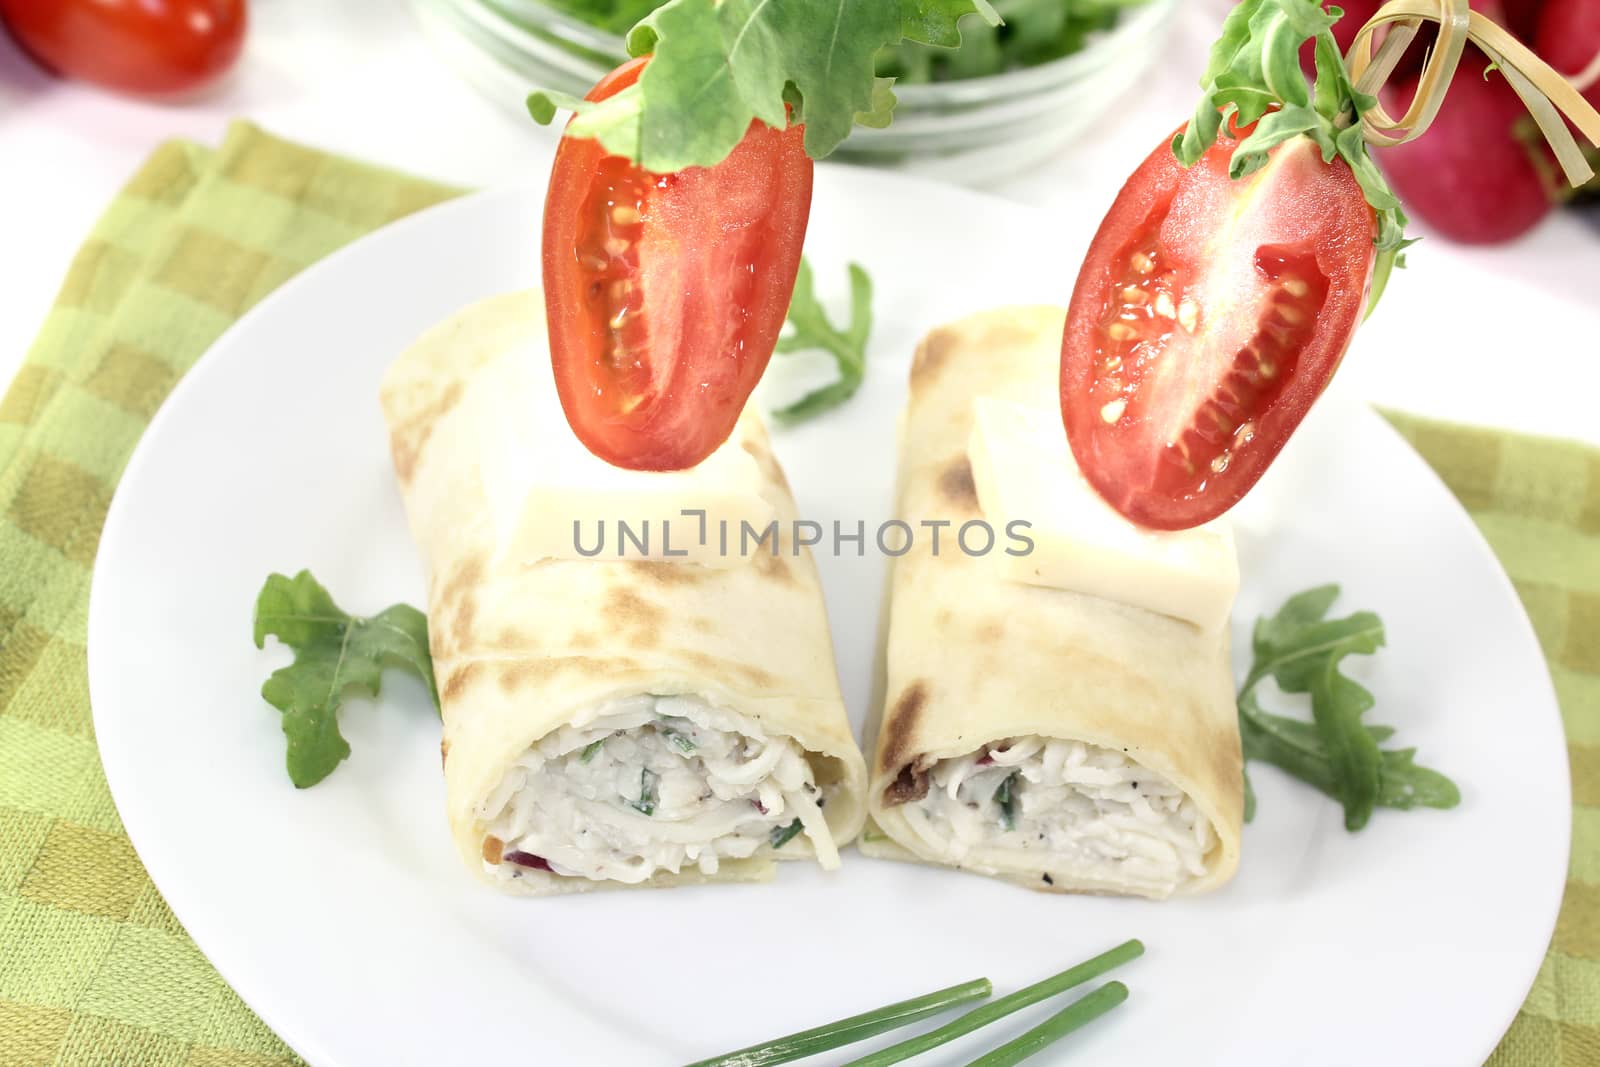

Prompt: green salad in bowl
xmin=529 ymin=0 xmax=1153 ymax=82
xmin=414 ymin=0 xmax=1176 ymax=182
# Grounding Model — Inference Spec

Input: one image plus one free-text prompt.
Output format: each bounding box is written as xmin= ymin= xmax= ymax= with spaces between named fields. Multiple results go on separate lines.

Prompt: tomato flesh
xmin=543 ymin=58 xmax=813 ymax=470
xmin=1061 ymin=127 xmax=1375 ymax=530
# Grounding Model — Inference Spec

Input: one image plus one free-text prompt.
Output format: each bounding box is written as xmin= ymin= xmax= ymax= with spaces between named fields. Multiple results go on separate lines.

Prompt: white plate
xmin=89 ymin=168 xmax=1569 ymax=1067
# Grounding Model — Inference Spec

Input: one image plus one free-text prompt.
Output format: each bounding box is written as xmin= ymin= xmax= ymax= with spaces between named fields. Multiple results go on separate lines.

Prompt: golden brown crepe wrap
xmin=861 ymin=306 xmax=1243 ymax=898
xmin=380 ymin=289 xmax=867 ymax=894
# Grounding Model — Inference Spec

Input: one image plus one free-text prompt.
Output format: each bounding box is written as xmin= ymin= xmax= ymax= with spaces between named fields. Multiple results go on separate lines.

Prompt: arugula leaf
xmin=1238 ymin=585 xmax=1459 ymax=830
xmin=902 ymin=0 xmax=1002 ymax=47
xmin=1176 ymin=0 xmax=1416 ymax=295
xmin=580 ymin=738 xmax=607 ymax=763
xmin=770 ymin=818 xmax=804 ymax=849
xmin=771 ymin=259 xmax=873 ymax=423
xmin=527 ymin=0 xmax=1001 ymax=171
xmin=253 ymin=571 xmax=437 ymax=789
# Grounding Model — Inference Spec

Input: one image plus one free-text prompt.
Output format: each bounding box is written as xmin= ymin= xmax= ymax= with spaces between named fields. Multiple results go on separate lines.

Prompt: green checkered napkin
xmin=0 ymin=122 xmax=1593 ymax=1066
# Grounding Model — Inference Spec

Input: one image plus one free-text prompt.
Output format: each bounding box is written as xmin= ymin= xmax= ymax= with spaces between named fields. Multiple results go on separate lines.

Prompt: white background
xmin=0 ymin=0 xmax=1596 ymax=442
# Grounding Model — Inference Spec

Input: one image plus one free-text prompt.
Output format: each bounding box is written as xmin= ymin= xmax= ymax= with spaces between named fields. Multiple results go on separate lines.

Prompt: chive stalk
xmin=841 ymin=940 xmax=1144 ymax=1067
xmin=994 ymin=771 xmax=1020 ymax=831
xmin=963 ymin=982 xmax=1129 ymax=1067
xmin=682 ymin=977 xmax=992 ymax=1067
xmin=630 ymin=768 xmax=658 ymax=815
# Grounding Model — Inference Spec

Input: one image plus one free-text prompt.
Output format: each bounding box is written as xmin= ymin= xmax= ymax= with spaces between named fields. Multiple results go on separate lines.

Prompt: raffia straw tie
xmin=1346 ymin=0 xmax=1600 ymax=186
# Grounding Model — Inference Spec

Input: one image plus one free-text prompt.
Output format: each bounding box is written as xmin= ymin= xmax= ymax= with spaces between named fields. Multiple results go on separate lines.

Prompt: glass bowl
xmin=412 ymin=0 xmax=1179 ymax=185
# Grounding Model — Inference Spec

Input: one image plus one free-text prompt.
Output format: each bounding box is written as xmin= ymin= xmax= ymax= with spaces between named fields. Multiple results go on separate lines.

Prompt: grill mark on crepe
xmin=440 ymin=738 xmax=450 ymax=767
xmin=879 ymin=680 xmax=928 ymax=773
xmin=443 ymin=656 xmax=643 ymax=700
xmin=675 ymin=649 xmax=779 ymax=690
xmin=938 ymin=458 xmax=979 ymax=512
xmin=738 ymin=664 xmax=779 ymax=689
xmin=741 ymin=437 xmax=790 ymax=493
xmin=448 ymin=596 xmax=479 ymax=659
xmin=910 ymin=328 xmax=958 ymax=391
xmin=882 ymin=762 xmax=931 ymax=807
xmin=441 ymin=661 xmax=485 ymax=703
xmin=1201 ymin=700 xmax=1245 ymax=829
xmin=753 ymin=550 xmax=793 ymax=586
xmin=975 ymin=619 xmax=1005 ymax=643
xmin=634 ymin=561 xmax=713 ymax=587
xmin=431 ymin=555 xmax=486 ymax=661
xmin=912 ymin=315 xmax=1058 ymax=395
xmin=489 ymin=655 xmax=642 ymax=694
xmin=388 ymin=380 xmax=464 ymax=485
xmin=489 ymin=626 xmax=539 ymax=652
xmin=604 ymin=588 xmax=665 ymax=649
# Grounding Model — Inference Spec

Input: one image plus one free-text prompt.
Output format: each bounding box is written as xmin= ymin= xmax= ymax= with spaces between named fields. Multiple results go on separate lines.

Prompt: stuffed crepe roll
xmin=381 ymin=290 xmax=868 ymax=894
xmin=861 ymin=306 xmax=1243 ymax=899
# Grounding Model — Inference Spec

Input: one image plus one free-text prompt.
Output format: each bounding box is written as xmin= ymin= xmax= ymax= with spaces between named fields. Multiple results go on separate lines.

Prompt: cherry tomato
xmin=0 ymin=0 xmax=246 ymax=96
xmin=1060 ymin=124 xmax=1376 ymax=531
xmin=542 ymin=58 xmax=813 ymax=471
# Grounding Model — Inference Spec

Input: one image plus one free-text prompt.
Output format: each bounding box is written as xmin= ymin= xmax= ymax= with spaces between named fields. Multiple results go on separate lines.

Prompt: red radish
xmin=1535 ymin=0 xmax=1600 ymax=111
xmin=1502 ymin=0 xmax=1547 ymax=40
xmin=1378 ymin=56 xmax=1555 ymax=243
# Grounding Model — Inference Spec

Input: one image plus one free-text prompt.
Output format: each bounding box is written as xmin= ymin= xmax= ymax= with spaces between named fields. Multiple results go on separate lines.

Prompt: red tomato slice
xmin=542 ymin=58 xmax=813 ymax=471
xmin=1060 ymin=125 xmax=1376 ymax=530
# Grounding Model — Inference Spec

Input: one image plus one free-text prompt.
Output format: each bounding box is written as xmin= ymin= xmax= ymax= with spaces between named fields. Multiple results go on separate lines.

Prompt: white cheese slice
xmin=465 ymin=335 xmax=775 ymax=570
xmin=967 ymin=397 xmax=1238 ymax=631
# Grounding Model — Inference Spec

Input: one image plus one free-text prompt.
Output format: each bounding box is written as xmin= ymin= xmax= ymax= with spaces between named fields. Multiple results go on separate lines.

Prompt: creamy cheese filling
xmin=897 ymin=736 xmax=1213 ymax=895
xmin=478 ymin=694 xmax=837 ymax=884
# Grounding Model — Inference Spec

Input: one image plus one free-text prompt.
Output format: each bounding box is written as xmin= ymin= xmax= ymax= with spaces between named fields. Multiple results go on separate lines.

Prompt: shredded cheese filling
xmin=900 ymin=736 xmax=1214 ymax=896
xmin=478 ymin=695 xmax=836 ymax=884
